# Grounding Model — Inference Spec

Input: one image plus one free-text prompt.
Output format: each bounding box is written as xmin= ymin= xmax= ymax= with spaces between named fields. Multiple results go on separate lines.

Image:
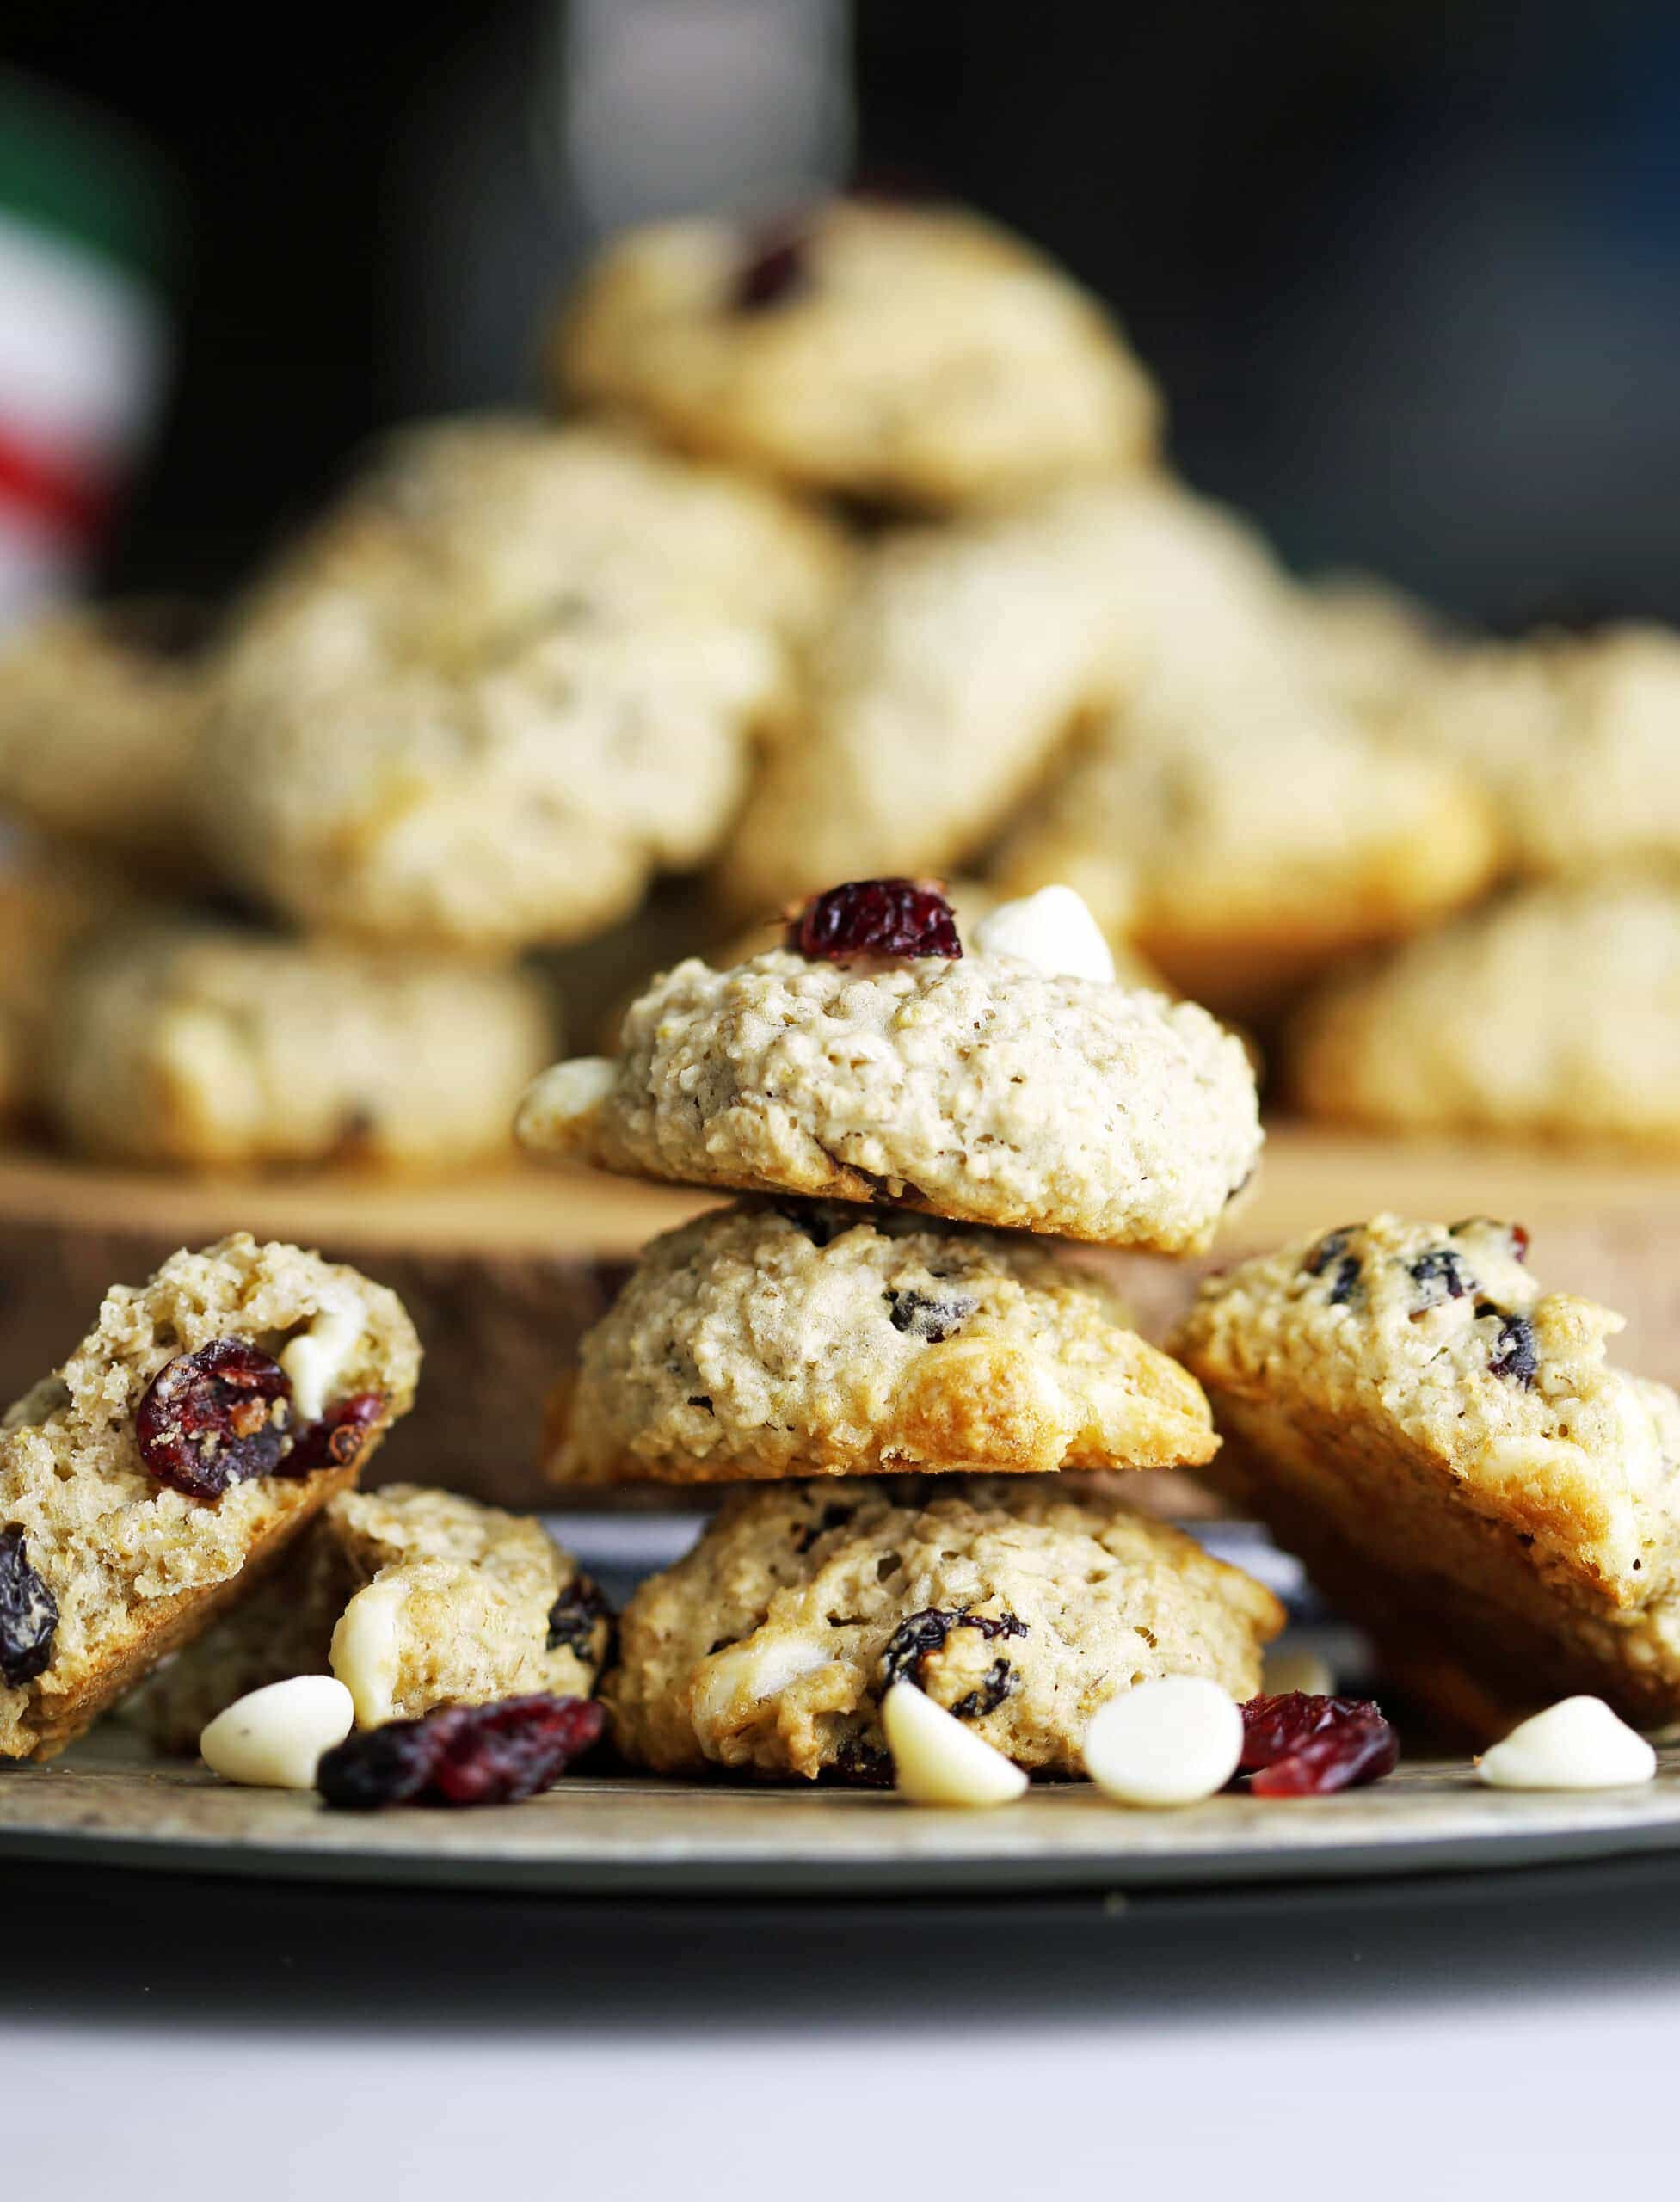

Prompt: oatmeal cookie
xmin=547 ymin=1199 xmax=1217 ymax=1485
xmin=1288 ymin=878 xmax=1680 ymax=1150
xmin=716 ymin=497 xmax=1134 ymax=913
xmin=200 ymin=418 xmax=844 ymax=950
xmin=137 ymin=1483 xmax=609 ymax=1751
xmin=0 ymin=852 xmax=133 ymax=1123
xmin=44 ymin=917 xmax=555 ymax=1172
xmin=1393 ymin=624 xmax=1680 ymax=884
xmin=0 ymin=598 xmax=213 ymax=877
xmin=516 ymin=946 xmax=1260 ymax=1252
xmin=606 ymin=1478 xmax=1282 ymax=1780
xmin=1288 ymin=572 xmax=1447 ymax=725
xmin=554 ymin=197 xmax=1160 ymax=510
xmin=1174 ymin=1216 xmax=1680 ymax=1731
xmin=996 ymin=656 xmax=1500 ymax=1016
xmin=0 ymin=1234 xmax=420 ymax=1760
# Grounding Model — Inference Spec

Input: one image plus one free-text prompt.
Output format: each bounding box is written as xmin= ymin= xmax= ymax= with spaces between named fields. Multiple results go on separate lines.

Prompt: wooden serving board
xmin=0 ymin=1126 xmax=1676 ymax=1506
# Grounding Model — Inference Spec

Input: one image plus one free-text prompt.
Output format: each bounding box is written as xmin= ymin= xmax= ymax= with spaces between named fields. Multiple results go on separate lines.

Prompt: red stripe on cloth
xmin=0 ymin=427 xmax=111 ymax=543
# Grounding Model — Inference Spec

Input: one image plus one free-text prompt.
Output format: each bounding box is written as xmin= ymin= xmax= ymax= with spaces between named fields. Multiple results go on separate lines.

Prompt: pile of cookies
xmin=512 ymin=874 xmax=1291 ymax=1784
xmin=12 ymin=186 xmax=1659 ymax=1184
xmin=3 ymin=1117 xmax=1675 ymax=1803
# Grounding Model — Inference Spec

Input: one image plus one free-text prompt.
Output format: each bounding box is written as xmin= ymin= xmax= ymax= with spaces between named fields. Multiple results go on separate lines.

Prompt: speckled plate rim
xmin=6 ymin=1745 xmax=1680 ymax=1897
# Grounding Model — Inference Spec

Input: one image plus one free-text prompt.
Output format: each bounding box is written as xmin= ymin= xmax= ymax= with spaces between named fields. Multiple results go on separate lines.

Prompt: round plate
xmin=5 ymin=1735 xmax=1680 ymax=1896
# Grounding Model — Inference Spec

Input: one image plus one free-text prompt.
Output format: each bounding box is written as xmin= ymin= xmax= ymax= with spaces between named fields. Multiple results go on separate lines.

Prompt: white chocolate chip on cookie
xmin=330 ymin=1577 xmax=408 ymax=1729
xmin=972 ymin=884 xmax=1117 ymax=986
xmin=1084 ymin=1675 xmax=1244 ymax=1806
xmin=200 ymin=1674 xmax=355 ymax=1790
xmin=280 ymin=1293 xmax=365 ymax=1424
xmin=515 ymin=1055 xmax=617 ymax=1149
xmin=1477 ymin=1696 xmax=1657 ymax=1791
xmin=883 ymin=1679 xmax=1029 ymax=1806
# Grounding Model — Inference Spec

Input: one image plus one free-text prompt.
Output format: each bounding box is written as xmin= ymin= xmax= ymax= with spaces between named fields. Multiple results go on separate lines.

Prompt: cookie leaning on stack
xmin=1174 ymin=1214 xmax=1680 ymax=1741
xmin=517 ymin=877 xmax=1283 ymax=1785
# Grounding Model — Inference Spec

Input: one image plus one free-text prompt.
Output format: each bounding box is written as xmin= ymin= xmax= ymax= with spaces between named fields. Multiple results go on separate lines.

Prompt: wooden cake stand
xmin=0 ymin=1128 xmax=1673 ymax=1507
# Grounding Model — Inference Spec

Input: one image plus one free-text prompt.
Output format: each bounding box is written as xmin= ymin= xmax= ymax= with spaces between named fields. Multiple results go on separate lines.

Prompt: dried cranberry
xmin=878 ymin=1607 xmax=1028 ymax=1694
xmin=317 ymin=1694 xmax=605 ymax=1810
xmin=833 ymin=1734 xmax=895 ymax=1787
xmin=786 ymin=879 xmax=962 ymax=963
xmin=1486 ymin=1311 xmax=1539 ymax=1388
xmin=950 ymin=1658 xmax=1016 ymax=1721
xmin=794 ymin=1500 xmax=856 ymax=1554
xmin=136 ymin=1339 xmax=292 ymax=1498
xmin=284 ymin=1391 xmax=385 ymax=1476
xmin=1302 ymin=1228 xmax=1356 ymax=1276
xmin=0 ymin=1525 xmax=58 ymax=1687
xmin=886 ymin=1288 xmax=976 ymax=1343
xmin=545 ymin=1574 xmax=613 ymax=1661
xmin=732 ymin=227 xmax=809 ymax=311
xmin=1239 ymin=1692 xmax=1399 ymax=1796
xmin=1301 ymin=1232 xmax=1363 ymax=1303
xmin=1510 ymin=1222 xmax=1532 ymax=1263
xmin=1407 ymin=1248 xmax=1476 ymax=1306
xmin=773 ymin=1200 xmax=854 ymax=1247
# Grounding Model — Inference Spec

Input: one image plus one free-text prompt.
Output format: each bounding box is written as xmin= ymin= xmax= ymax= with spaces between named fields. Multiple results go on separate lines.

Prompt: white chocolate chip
xmin=1476 ymin=1696 xmax=1658 ymax=1791
xmin=691 ymin=1637 xmax=833 ymax=1730
xmin=200 ymin=1675 xmax=354 ymax=1790
xmin=1084 ymin=1676 xmax=1244 ymax=1807
xmin=882 ymin=1680 xmax=1029 ymax=1807
xmin=329 ymin=1577 xmax=408 ymax=1729
xmin=1262 ymin=1645 xmax=1336 ymax=1700
xmin=515 ymin=1056 xmax=616 ymax=1150
xmin=971 ymin=885 xmax=1117 ymax=986
xmin=280 ymin=1293 xmax=364 ymax=1425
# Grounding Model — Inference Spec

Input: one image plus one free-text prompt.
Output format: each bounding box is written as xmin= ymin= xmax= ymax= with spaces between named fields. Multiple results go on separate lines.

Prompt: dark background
xmin=10 ymin=0 xmax=1680 ymax=625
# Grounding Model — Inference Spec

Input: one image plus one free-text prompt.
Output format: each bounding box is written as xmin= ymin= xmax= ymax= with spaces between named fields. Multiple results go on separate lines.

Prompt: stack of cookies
xmin=515 ymin=876 xmax=1286 ymax=1785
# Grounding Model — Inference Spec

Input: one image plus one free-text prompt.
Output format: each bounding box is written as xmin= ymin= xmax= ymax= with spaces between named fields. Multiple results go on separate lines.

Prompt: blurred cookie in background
xmin=715 ymin=491 xmax=1136 ymax=915
xmin=1288 ymin=876 xmax=1680 ymax=1151
xmin=553 ymin=195 xmax=1160 ymax=511
xmin=44 ymin=917 xmax=556 ymax=1172
xmin=0 ymin=599 xmax=215 ymax=882
xmin=0 ymin=850 xmax=138 ymax=1128
xmin=995 ymin=652 xmax=1499 ymax=1021
xmin=1390 ymin=623 xmax=1680 ymax=886
xmin=1286 ymin=569 xmax=1450 ymax=728
xmin=200 ymin=417 xmax=845 ymax=952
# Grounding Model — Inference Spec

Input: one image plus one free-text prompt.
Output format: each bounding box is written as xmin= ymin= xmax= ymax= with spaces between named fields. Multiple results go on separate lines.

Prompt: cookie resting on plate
xmin=0 ymin=1235 xmax=420 ymax=1762
xmin=516 ymin=944 xmax=1260 ymax=1252
xmin=1173 ymin=1215 xmax=1680 ymax=1736
xmin=546 ymin=1198 xmax=1218 ymax=1485
xmin=606 ymin=1479 xmax=1283 ymax=1781
xmin=137 ymin=1483 xmax=611 ymax=1751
